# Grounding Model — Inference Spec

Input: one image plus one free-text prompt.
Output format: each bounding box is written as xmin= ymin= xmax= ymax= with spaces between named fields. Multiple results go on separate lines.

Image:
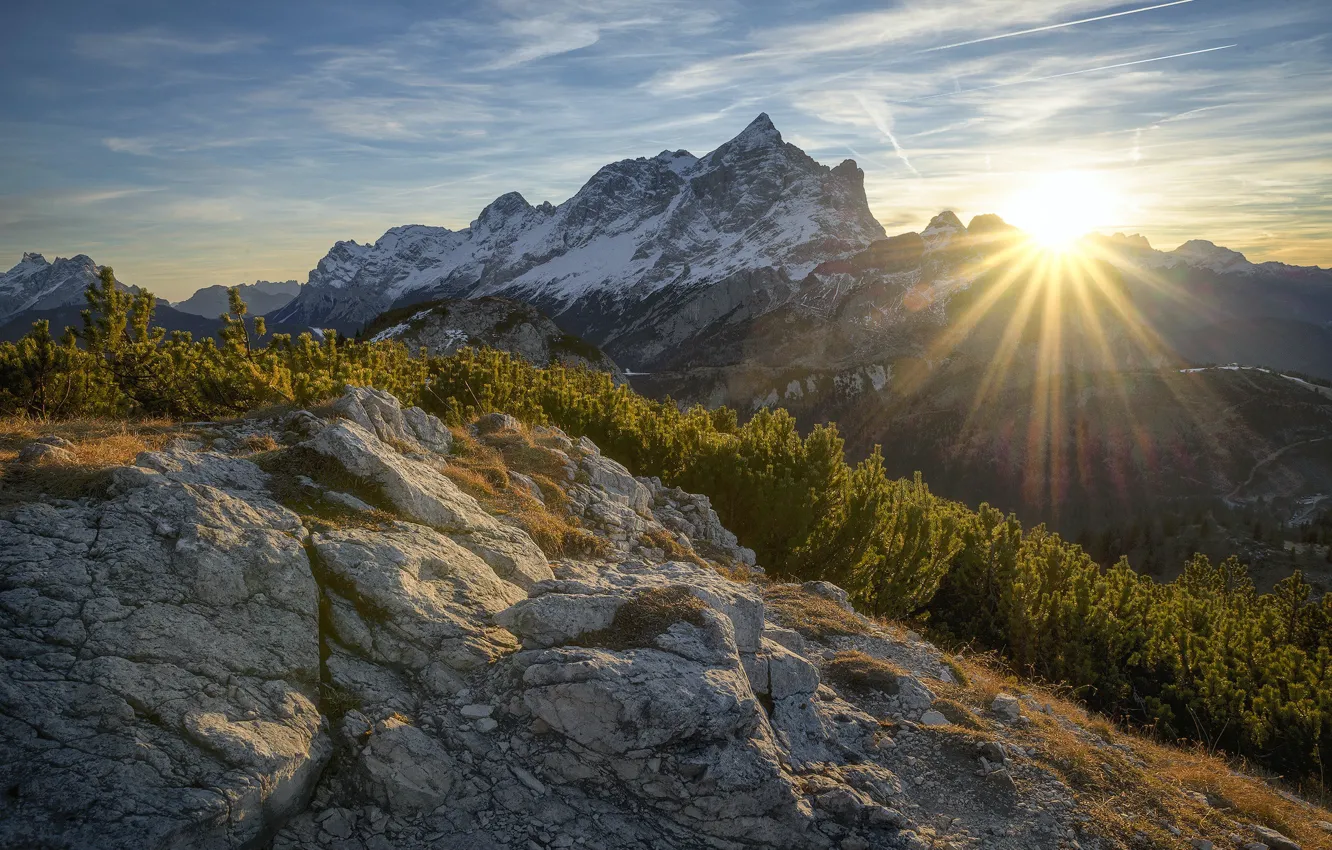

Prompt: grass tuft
xmin=763 ymin=584 xmax=868 ymax=640
xmin=442 ymin=421 xmax=611 ymax=559
xmin=576 ymin=586 xmax=709 ymax=650
xmin=824 ymin=650 xmax=907 ymax=695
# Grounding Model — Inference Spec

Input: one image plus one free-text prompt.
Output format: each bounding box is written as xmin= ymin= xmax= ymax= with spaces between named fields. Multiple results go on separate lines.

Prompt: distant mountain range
xmin=171 ymin=280 xmax=301 ymax=318
xmin=269 ymin=114 xmax=887 ymax=363
xmin=5 ymin=114 xmax=1332 ymax=555
xmin=0 ymin=256 xmax=303 ymax=342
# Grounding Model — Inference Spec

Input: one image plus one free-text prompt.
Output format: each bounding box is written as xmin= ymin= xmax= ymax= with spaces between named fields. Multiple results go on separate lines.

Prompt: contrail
xmin=916 ymin=0 xmax=1198 ymax=54
xmin=908 ymin=44 xmax=1237 ymax=102
xmin=854 ymin=93 xmax=920 ymax=175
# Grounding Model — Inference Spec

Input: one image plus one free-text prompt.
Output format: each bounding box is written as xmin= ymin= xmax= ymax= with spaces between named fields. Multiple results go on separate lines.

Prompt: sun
xmin=1003 ymin=171 xmax=1119 ymax=251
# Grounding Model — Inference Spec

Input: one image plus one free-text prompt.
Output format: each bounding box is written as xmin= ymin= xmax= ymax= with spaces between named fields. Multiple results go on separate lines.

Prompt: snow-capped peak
xmin=729 ymin=112 xmax=782 ymax=150
xmin=273 ymin=113 xmax=886 ymax=364
xmin=1171 ymin=239 xmax=1252 ymax=274
xmin=0 ymin=252 xmax=109 ymax=323
xmin=921 ymin=211 xmax=966 ymax=250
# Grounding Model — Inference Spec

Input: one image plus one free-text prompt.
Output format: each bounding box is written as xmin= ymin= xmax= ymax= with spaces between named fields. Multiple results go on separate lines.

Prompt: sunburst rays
xmin=905 ymin=232 xmax=1235 ymax=522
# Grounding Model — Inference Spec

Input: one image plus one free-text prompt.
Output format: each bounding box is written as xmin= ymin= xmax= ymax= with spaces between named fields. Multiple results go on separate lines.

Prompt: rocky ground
xmin=2 ymin=389 xmax=1328 ymax=850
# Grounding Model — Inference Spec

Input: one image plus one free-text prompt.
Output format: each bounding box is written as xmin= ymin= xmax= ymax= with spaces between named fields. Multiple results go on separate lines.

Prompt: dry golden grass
xmin=824 ymin=650 xmax=908 ymax=695
xmin=237 ymin=433 xmax=280 ymax=454
xmin=442 ymin=422 xmax=611 ymax=559
xmin=933 ymin=651 xmax=1332 ymax=850
xmin=0 ymin=416 xmax=191 ymax=505
xmin=639 ymin=527 xmax=708 ymax=567
xmin=762 ymin=584 xmax=869 ymax=640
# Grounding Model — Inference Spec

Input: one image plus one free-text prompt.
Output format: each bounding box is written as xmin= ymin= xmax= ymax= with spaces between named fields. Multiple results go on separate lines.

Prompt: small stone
xmin=1191 ymin=840 xmax=1214 ymax=850
xmin=1251 ymin=825 xmax=1300 ymax=850
xmin=918 ymin=710 xmax=949 ymax=727
xmin=990 ymin=693 xmax=1022 ymax=722
xmin=460 ymin=704 xmax=494 ymax=719
xmin=1317 ymin=822 xmax=1332 ymax=834
xmin=510 ymin=765 xmax=547 ymax=796
xmin=840 ymin=837 xmax=869 ymax=850
xmin=474 ymin=717 xmax=498 ymax=733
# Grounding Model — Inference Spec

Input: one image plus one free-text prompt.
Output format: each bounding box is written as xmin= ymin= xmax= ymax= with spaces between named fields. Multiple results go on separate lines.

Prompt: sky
xmin=2 ymin=0 xmax=1331 ymax=300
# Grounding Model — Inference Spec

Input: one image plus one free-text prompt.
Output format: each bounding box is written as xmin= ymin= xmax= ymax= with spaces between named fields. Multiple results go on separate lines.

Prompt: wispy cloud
xmin=75 ymin=28 xmax=264 ymax=65
xmin=908 ymin=44 xmax=1239 ymax=102
xmin=2 ymin=0 xmax=1330 ymax=296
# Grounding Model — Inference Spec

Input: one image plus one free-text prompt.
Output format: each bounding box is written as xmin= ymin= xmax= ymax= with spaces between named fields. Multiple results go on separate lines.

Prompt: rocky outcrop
xmin=331 ymin=386 xmax=454 ymax=455
xmin=4 ymin=387 xmax=1319 ymax=849
xmin=301 ymin=413 xmax=550 ymax=591
xmin=0 ymin=448 xmax=329 ymax=849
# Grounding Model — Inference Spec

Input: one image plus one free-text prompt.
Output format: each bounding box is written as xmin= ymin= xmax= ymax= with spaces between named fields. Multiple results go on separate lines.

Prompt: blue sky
xmin=2 ymin=0 xmax=1330 ymax=299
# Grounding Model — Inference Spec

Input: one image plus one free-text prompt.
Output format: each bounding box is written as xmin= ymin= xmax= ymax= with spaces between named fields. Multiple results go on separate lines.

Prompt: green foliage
xmin=2 ymin=277 xmax=1329 ymax=790
xmin=0 ymin=270 xmax=431 ymax=420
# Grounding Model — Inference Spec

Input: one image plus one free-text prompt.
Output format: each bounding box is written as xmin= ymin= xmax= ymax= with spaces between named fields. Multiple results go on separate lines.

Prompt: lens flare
xmin=1003 ymin=171 xmax=1120 ymax=250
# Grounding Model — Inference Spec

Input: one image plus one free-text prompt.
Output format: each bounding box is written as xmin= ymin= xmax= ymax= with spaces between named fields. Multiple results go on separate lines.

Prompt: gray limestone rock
xmin=302 ymin=419 xmax=551 ymax=590
xmin=0 ymin=452 xmax=330 ymax=849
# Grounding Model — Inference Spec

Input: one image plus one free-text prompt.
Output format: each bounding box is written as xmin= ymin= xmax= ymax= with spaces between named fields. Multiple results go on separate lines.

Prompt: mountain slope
xmin=361 ymin=296 xmax=626 ymax=380
xmin=271 ymin=114 xmax=885 ymax=365
xmin=172 ymin=279 xmax=301 ymax=317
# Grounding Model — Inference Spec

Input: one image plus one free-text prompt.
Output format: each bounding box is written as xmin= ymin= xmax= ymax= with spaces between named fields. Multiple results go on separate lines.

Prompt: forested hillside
xmin=3 ymin=270 xmax=1330 ymax=794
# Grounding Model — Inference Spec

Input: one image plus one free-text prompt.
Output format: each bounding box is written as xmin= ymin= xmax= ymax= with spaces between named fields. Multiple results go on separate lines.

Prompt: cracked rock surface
xmin=2 ymin=386 xmax=1273 ymax=850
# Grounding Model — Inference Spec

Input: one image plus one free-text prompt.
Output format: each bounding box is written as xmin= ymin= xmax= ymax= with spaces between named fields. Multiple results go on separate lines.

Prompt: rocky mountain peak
xmin=1107 ymin=232 xmax=1153 ymax=250
xmin=0 ymin=251 xmax=109 ymax=323
xmin=475 ymin=191 xmax=535 ymax=230
xmin=729 ymin=112 xmax=782 ymax=149
xmin=966 ymin=213 xmax=1014 ymax=236
xmin=921 ymin=210 xmax=967 ymax=250
xmin=272 ymin=114 xmax=886 ymax=362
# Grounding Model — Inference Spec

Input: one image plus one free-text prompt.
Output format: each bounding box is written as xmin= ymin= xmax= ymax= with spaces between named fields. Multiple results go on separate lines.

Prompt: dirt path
xmin=1227 ymin=435 xmax=1332 ymax=503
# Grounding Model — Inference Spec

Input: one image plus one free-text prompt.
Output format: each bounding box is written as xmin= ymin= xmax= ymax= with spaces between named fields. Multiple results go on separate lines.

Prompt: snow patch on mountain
xmin=272 ymin=114 xmax=886 ymax=358
xmin=0 ymin=253 xmax=109 ymax=324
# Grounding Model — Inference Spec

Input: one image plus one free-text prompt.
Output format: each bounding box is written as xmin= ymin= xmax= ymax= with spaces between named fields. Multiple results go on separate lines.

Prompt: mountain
xmin=172 ymin=279 xmax=301 ymax=317
xmin=360 ymin=296 xmax=625 ymax=381
xmin=628 ymin=213 xmax=1332 ymax=583
xmin=0 ymin=253 xmax=113 ymax=324
xmin=272 ymin=114 xmax=885 ymax=365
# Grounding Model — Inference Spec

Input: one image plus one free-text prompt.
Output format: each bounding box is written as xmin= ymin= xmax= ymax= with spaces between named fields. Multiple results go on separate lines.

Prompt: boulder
xmin=801 ymin=581 xmax=853 ymax=612
xmin=354 ymin=716 xmax=458 ymax=814
xmin=332 ymin=386 xmax=452 ymax=454
xmin=766 ymin=638 xmax=821 ymax=700
xmin=1251 ymin=825 xmax=1300 ymax=850
xmin=313 ymin=523 xmax=526 ymax=688
xmin=16 ymin=441 xmax=75 ymax=464
xmin=991 ymin=693 xmax=1022 ymax=722
xmin=499 ymin=560 xmax=764 ymax=653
